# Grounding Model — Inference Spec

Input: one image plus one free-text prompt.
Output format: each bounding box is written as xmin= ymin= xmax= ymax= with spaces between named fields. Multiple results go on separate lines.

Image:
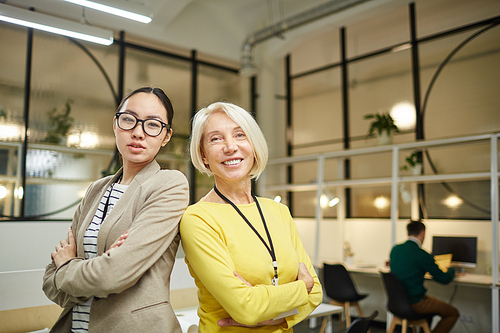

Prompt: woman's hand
xmin=233 ymin=271 xmax=252 ymax=287
xmin=218 ymin=317 xmax=286 ymax=327
xmin=105 ymin=230 xmax=129 ymax=254
xmin=297 ymin=262 xmax=314 ymax=294
xmin=51 ymin=228 xmax=77 ymax=268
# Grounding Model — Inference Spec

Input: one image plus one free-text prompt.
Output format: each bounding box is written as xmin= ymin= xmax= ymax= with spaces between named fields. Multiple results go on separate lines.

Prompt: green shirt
xmin=390 ymin=239 xmax=455 ymax=304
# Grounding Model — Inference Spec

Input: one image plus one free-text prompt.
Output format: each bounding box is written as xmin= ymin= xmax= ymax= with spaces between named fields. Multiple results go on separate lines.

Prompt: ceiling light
xmin=0 ymin=123 xmax=21 ymax=141
xmin=390 ymin=101 xmax=416 ymax=131
xmin=68 ymin=131 xmax=100 ymax=148
xmin=443 ymin=195 xmax=463 ymax=208
xmin=14 ymin=187 xmax=23 ymax=199
xmin=0 ymin=186 xmax=7 ymax=199
xmin=64 ymin=0 xmax=152 ymax=24
xmin=320 ymin=193 xmax=329 ymax=209
xmin=320 ymin=189 xmax=340 ymax=209
xmin=0 ymin=4 xmax=113 ymax=45
xmin=328 ymin=197 xmax=340 ymax=207
xmin=374 ymin=196 xmax=390 ymax=210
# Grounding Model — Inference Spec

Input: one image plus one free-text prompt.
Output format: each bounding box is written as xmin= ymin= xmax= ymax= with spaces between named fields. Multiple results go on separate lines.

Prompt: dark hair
xmin=407 ymin=219 xmax=425 ymax=237
xmin=117 ymin=86 xmax=174 ymax=130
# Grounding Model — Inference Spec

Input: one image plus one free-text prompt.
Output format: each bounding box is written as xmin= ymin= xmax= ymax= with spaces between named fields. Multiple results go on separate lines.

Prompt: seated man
xmin=390 ymin=220 xmax=459 ymax=333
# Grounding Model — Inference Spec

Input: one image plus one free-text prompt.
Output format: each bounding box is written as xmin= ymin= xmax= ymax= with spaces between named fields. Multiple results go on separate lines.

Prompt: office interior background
xmin=0 ymin=0 xmax=499 ymax=332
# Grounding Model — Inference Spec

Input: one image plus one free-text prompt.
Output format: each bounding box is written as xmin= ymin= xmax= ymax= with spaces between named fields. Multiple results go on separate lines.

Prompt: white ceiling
xmin=1 ymin=0 xmax=412 ymax=63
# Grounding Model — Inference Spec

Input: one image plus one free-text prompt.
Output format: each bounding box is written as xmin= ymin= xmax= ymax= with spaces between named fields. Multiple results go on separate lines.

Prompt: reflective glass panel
xmin=124 ymin=48 xmax=192 ymax=179
xmin=0 ymin=23 xmax=26 ymax=217
xmin=292 ymin=68 xmax=343 ymax=157
xmin=24 ymin=30 xmax=119 ymax=218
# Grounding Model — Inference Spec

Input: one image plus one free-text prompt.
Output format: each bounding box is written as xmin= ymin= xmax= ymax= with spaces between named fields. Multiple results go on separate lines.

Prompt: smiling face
xmin=113 ymin=92 xmax=171 ymax=168
xmin=201 ymin=111 xmax=254 ymax=185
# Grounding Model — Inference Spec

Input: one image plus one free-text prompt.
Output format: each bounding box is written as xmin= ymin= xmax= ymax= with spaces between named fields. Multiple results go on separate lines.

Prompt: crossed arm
xmin=51 ymin=228 xmax=128 ymax=269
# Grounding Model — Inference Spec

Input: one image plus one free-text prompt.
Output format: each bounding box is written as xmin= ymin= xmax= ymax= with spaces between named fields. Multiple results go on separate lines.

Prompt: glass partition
xmin=292 ymin=68 xmax=343 ymax=157
xmin=419 ymin=28 xmax=500 ymax=140
xmin=0 ymin=23 xmax=26 ymax=218
xmin=125 ymin=48 xmax=192 ymax=176
xmin=348 ymin=49 xmax=414 ymax=148
xmin=194 ymin=65 xmax=243 ymax=201
xmin=0 ymin=23 xmax=243 ymax=219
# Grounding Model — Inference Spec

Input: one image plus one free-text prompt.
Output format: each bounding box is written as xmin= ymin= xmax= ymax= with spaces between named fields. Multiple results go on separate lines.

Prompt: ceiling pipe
xmin=240 ymin=0 xmax=371 ymax=76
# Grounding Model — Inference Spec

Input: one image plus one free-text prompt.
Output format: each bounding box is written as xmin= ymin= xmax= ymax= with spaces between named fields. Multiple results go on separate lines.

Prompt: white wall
xmin=0 ymin=221 xmax=195 ymax=312
xmin=296 ymin=217 xmax=495 ymax=274
xmin=294 ymin=217 xmax=496 ymax=332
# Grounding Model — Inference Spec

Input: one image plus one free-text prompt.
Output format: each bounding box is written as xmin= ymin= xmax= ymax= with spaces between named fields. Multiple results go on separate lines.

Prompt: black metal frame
xmin=3 ymin=27 xmax=239 ymax=221
xmin=284 ymin=2 xmax=500 ymax=218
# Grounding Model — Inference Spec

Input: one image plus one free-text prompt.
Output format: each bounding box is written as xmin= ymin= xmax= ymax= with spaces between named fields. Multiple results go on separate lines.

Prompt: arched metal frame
xmin=3 ymin=28 xmax=239 ymax=220
xmin=284 ymin=3 xmax=500 ymax=219
xmin=419 ymin=21 xmax=500 ymax=217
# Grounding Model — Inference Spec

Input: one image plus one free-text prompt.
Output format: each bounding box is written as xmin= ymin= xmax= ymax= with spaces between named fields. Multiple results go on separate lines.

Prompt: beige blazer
xmin=43 ymin=160 xmax=189 ymax=332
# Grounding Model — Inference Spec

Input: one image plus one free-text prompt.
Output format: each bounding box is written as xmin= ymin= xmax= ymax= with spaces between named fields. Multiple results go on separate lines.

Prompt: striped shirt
xmin=71 ymin=182 xmax=128 ymax=332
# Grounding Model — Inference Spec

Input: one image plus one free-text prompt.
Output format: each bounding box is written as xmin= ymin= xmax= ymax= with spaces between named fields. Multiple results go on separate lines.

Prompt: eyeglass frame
xmin=115 ymin=112 xmax=171 ymax=137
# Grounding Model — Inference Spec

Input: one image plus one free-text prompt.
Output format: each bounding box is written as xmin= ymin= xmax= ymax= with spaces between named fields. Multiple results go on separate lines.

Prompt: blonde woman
xmin=180 ymin=102 xmax=322 ymax=332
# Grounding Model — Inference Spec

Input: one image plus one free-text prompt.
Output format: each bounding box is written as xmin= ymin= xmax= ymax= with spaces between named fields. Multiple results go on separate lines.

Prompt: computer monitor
xmin=432 ymin=236 xmax=477 ymax=269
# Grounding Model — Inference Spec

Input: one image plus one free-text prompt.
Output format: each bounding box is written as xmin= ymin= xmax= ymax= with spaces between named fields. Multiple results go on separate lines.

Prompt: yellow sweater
xmin=180 ymin=198 xmax=322 ymax=332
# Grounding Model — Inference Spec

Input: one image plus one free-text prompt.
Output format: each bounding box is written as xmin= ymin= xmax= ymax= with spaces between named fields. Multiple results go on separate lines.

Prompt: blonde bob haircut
xmin=190 ymin=102 xmax=268 ymax=179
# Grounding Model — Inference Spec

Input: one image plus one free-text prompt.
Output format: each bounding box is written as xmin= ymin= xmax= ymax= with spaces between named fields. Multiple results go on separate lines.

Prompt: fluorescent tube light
xmin=0 ymin=3 xmax=113 ymax=45
xmin=64 ymin=0 xmax=152 ymax=24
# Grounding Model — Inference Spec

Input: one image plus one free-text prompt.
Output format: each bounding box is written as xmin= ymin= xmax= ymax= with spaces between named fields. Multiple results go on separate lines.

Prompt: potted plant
xmin=45 ymin=99 xmax=74 ymax=145
xmin=364 ymin=112 xmax=399 ymax=145
xmin=400 ymin=150 xmax=423 ymax=175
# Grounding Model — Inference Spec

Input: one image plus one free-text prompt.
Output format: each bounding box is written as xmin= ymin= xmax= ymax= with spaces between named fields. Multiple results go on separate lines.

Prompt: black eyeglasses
xmin=115 ymin=112 xmax=170 ymax=137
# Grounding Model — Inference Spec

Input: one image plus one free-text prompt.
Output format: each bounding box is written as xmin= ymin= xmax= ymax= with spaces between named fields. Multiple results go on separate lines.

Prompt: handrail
xmin=259 ymin=132 xmax=500 ymax=296
xmin=266 ymin=132 xmax=498 ymax=166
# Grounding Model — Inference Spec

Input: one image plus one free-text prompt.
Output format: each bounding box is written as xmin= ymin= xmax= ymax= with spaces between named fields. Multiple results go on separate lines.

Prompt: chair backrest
xmin=323 ymin=263 xmax=359 ymax=302
xmin=380 ymin=271 xmax=420 ymax=320
xmin=346 ymin=310 xmax=378 ymax=333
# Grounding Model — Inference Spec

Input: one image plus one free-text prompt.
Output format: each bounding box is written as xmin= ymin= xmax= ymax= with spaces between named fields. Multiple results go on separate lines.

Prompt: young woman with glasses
xmin=43 ymin=86 xmax=189 ymax=332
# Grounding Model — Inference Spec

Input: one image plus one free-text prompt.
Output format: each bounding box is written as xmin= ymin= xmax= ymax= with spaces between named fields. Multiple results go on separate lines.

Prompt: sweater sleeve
xmin=180 ymin=208 xmax=312 ymax=326
xmin=420 ymin=249 xmax=455 ymax=284
xmin=279 ymin=204 xmax=323 ymax=329
xmin=51 ymin=171 xmax=189 ymax=298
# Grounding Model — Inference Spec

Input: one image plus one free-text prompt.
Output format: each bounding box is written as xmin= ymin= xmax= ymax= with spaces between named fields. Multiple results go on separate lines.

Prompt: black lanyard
xmin=101 ymin=183 xmax=115 ymax=221
xmin=213 ymin=185 xmax=279 ymax=286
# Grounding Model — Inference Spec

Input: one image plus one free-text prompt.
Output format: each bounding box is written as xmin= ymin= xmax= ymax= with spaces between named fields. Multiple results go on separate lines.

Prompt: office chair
xmin=380 ymin=271 xmax=434 ymax=333
xmin=346 ymin=310 xmax=378 ymax=333
xmin=323 ymin=263 xmax=368 ymax=327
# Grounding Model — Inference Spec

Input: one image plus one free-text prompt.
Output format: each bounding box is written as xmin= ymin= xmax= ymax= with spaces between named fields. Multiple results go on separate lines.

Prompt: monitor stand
xmin=455 ymin=266 xmax=467 ymax=275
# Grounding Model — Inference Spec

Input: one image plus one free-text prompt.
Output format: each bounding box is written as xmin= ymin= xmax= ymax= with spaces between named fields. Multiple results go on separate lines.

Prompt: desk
xmin=175 ymin=304 xmax=344 ymax=333
xmin=346 ymin=265 xmax=493 ymax=287
xmin=307 ymin=303 xmax=344 ymax=333
xmin=174 ymin=307 xmax=199 ymax=333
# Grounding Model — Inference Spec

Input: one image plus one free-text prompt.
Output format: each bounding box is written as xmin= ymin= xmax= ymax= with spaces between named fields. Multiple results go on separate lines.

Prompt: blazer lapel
xmin=96 ymin=160 xmax=160 ymax=254
xmin=75 ymin=170 xmax=123 ymax=257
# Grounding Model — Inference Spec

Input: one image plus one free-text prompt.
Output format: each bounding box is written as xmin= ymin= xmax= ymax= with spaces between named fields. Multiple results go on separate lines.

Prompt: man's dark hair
xmin=407 ymin=220 xmax=425 ymax=237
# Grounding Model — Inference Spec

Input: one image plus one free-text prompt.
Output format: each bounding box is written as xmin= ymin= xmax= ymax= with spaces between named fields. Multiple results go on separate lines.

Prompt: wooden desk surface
xmin=345 ymin=264 xmax=494 ymax=287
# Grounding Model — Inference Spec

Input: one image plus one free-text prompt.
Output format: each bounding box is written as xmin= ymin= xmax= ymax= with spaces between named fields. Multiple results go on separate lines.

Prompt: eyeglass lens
xmin=117 ymin=113 xmax=167 ymax=137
